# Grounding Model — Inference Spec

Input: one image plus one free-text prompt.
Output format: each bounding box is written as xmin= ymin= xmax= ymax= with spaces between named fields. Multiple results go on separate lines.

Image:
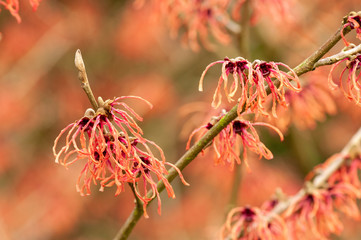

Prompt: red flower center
xmin=233 ymin=120 xmax=248 ymax=135
xmin=259 ymin=62 xmax=272 ymax=77
xmin=225 ymin=61 xmax=236 ymax=74
xmin=241 ymin=208 xmax=256 ymax=222
xmin=350 ymin=15 xmax=361 ymax=29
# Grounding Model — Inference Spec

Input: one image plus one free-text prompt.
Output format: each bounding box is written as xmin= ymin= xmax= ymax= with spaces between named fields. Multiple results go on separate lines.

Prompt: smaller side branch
xmin=313 ymin=44 xmax=361 ymax=68
xmin=75 ymin=49 xmax=99 ymax=110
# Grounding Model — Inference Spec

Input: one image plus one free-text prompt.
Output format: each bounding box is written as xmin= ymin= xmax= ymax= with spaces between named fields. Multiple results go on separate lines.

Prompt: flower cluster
xmin=199 ymin=57 xmax=301 ymax=117
xmin=164 ymin=0 xmax=232 ymax=51
xmin=328 ymin=53 xmax=361 ymax=105
xmin=221 ymin=206 xmax=287 ymax=240
xmin=187 ymin=110 xmax=283 ymax=169
xmin=341 ymin=11 xmax=361 ymax=46
xmin=284 ymin=156 xmax=361 ymax=239
xmin=0 ymin=0 xmax=41 ymax=23
xmin=53 ymin=96 xmax=188 ymax=217
xmin=221 ymin=154 xmax=361 ymax=240
xmin=135 ymin=0 xmax=294 ymax=51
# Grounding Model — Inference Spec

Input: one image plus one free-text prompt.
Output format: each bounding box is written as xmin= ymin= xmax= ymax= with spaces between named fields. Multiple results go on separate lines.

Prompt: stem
xmin=113 ymin=183 xmax=144 ymax=240
xmin=128 ymin=182 xmax=143 ymax=209
xmin=148 ymin=104 xmax=240 ymax=198
xmin=74 ymin=49 xmax=99 ymax=110
xmin=313 ymin=43 xmax=361 ymax=68
xmin=114 ymin=18 xmax=352 ymax=240
xmin=113 ymin=205 xmax=144 ymax=240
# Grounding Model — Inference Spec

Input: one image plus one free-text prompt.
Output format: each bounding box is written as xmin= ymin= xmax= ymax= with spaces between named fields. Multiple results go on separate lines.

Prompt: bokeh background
xmin=0 ymin=0 xmax=361 ymax=239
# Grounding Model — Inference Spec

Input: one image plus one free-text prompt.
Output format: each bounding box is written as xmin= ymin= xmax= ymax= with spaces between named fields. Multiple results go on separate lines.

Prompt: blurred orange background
xmin=0 ymin=0 xmax=361 ymax=239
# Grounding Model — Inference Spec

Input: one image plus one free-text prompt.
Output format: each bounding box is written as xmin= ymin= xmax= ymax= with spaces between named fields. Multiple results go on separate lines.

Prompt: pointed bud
xmin=75 ymin=49 xmax=86 ymax=72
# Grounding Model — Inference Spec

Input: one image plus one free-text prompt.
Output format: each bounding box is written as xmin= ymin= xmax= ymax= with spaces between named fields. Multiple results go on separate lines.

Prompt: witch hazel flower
xmin=221 ymin=154 xmax=361 ymax=240
xmin=181 ymin=0 xmax=232 ymax=51
xmin=187 ymin=110 xmax=283 ymax=169
xmin=160 ymin=0 xmax=233 ymax=51
xmin=327 ymin=156 xmax=361 ymax=220
xmin=54 ymin=95 xmax=188 ymax=217
xmin=328 ymin=52 xmax=361 ymax=105
xmin=221 ymin=206 xmax=287 ymax=240
xmin=200 ymin=57 xmax=301 ymax=117
xmin=199 ymin=57 xmax=253 ymax=109
xmin=54 ymin=96 xmax=152 ymax=168
xmin=327 ymin=182 xmax=361 ymax=222
xmin=221 ymin=157 xmax=361 ymax=240
xmin=341 ymin=11 xmax=361 ymax=46
xmin=328 ymin=155 xmax=361 ymax=192
xmin=283 ymin=154 xmax=361 ymax=239
xmin=284 ymin=175 xmax=361 ymax=240
xmin=284 ymin=188 xmax=343 ymax=240
xmin=251 ymin=60 xmax=301 ymax=117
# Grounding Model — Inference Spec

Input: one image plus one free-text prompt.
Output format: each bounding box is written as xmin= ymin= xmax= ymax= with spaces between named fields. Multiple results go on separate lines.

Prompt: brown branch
xmin=112 ymin=183 xmax=144 ymax=240
xmin=74 ymin=49 xmax=99 ymax=110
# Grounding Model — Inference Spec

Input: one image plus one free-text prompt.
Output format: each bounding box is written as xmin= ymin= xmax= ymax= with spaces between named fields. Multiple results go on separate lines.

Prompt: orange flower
xmin=221 ymin=206 xmax=287 ymax=240
xmin=251 ymin=60 xmax=301 ymax=117
xmin=327 ymin=156 xmax=361 ymax=220
xmin=328 ymin=156 xmax=361 ymax=192
xmin=328 ymin=53 xmax=361 ymax=105
xmin=284 ymin=190 xmax=343 ymax=240
xmin=138 ymin=0 xmax=296 ymax=50
xmin=144 ymin=0 xmax=233 ymax=51
xmin=187 ymin=111 xmax=283 ymax=169
xmin=199 ymin=57 xmax=253 ymax=109
xmin=285 ymin=155 xmax=361 ymax=240
xmin=177 ymin=0 xmax=232 ymax=51
xmin=53 ymin=96 xmax=188 ymax=217
xmin=327 ymin=183 xmax=361 ymax=221
xmin=200 ymin=57 xmax=301 ymax=117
